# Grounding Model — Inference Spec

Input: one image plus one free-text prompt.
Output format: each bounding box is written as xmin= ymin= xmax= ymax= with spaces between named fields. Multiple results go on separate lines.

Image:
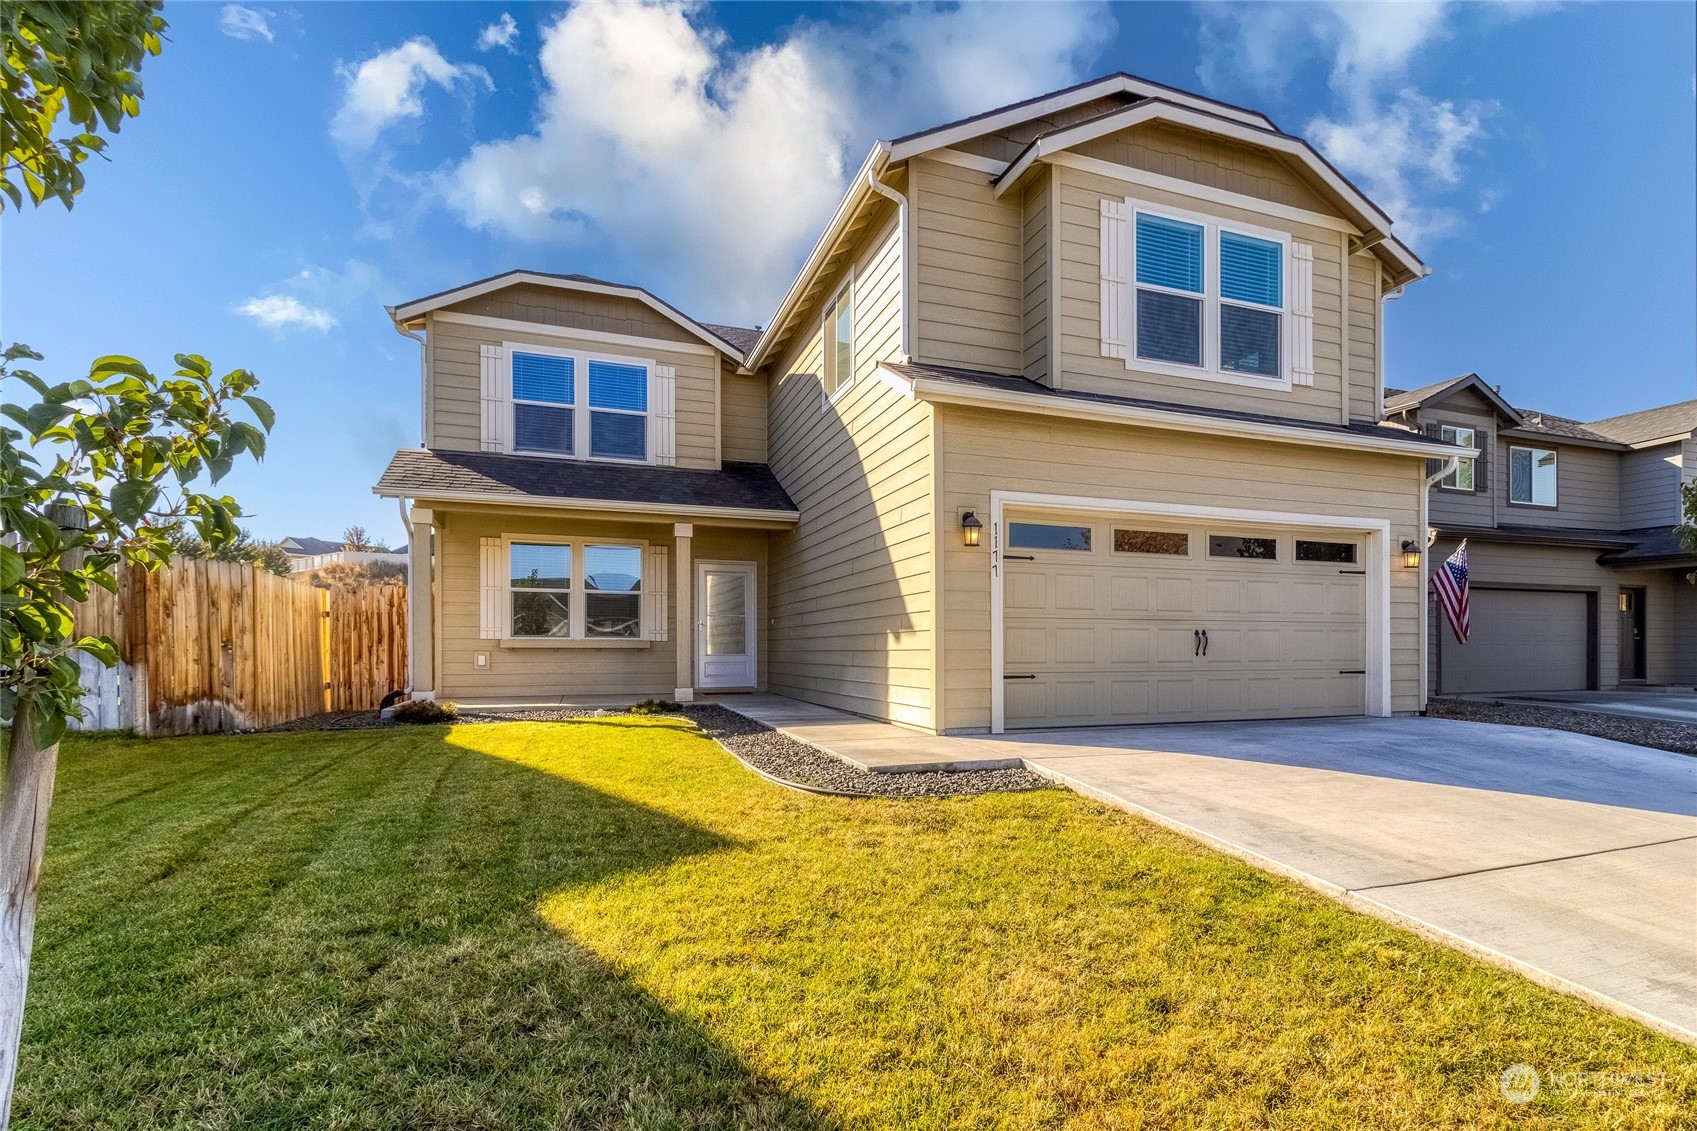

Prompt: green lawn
xmin=16 ymin=719 xmax=1695 ymax=1129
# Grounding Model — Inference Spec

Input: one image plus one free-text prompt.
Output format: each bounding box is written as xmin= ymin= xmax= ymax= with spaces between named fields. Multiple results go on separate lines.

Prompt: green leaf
xmin=110 ymin=479 xmax=159 ymax=523
xmin=240 ymin=394 xmax=275 ymax=432
xmin=0 ymin=545 xmax=23 ymax=589
xmin=75 ymin=636 xmax=120 ymax=667
xmin=28 ymin=695 xmax=69 ymax=748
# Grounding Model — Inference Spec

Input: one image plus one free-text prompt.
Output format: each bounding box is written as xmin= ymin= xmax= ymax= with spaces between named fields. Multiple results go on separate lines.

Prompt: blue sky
xmin=4 ymin=1 xmax=1693 ymax=547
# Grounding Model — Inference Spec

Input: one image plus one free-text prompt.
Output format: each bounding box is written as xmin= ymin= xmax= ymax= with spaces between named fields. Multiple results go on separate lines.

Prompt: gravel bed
xmin=269 ymin=702 xmax=1052 ymax=797
xmin=1426 ymin=697 xmax=1697 ymax=757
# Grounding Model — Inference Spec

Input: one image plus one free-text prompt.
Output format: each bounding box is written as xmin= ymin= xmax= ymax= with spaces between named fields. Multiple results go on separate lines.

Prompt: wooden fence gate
xmin=70 ymin=559 xmax=408 ymax=735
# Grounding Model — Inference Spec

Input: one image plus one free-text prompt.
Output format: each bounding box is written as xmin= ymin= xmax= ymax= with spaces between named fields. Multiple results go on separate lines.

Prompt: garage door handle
xmin=1003 ymin=554 xmax=1035 ymax=561
xmin=1202 ymin=628 xmax=1209 ymax=656
xmin=1338 ymin=669 xmax=1365 ymax=675
xmin=1004 ymin=673 xmax=1037 ymax=680
xmin=1194 ymin=629 xmax=1202 ymax=656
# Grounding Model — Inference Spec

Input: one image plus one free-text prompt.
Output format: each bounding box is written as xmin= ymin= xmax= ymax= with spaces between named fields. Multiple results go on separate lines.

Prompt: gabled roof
xmin=1383 ymin=374 xmax=1524 ymax=425
xmin=1586 ymin=400 xmax=1697 ymax=447
xmin=888 ymin=73 xmax=1277 ymax=159
xmin=700 ymin=322 xmax=763 ymax=355
xmin=1505 ymin=409 xmax=1615 ymax=444
xmin=279 ymin=535 xmax=343 ymax=556
xmin=987 ymin=97 xmax=1424 ymax=286
xmin=389 ymin=270 xmax=749 ymax=361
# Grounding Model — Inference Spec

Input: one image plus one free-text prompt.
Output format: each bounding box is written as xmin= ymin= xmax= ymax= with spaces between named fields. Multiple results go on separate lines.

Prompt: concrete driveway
xmin=965 ymin=717 xmax=1697 ymax=1042
xmin=1487 ymin=689 xmax=1697 ymax=726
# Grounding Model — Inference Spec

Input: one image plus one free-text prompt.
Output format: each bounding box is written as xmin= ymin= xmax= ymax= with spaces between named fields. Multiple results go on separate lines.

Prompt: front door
xmin=696 ymin=561 xmax=758 ymax=689
xmin=1618 ymin=587 xmax=1646 ymax=682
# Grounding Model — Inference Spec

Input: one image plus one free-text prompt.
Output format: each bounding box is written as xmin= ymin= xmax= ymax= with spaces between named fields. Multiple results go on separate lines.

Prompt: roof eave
xmin=371 ymin=483 xmax=799 ymax=525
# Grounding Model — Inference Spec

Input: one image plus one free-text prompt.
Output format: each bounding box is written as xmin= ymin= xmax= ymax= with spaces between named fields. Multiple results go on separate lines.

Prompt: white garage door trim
xmin=988 ymin=490 xmax=1392 ymax=733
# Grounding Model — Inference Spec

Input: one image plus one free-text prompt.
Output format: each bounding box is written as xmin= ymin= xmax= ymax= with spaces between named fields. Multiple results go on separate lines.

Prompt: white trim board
xmin=370 ymin=485 xmax=799 ymax=525
xmin=433 ymin=311 xmax=717 ymax=357
xmin=986 ymin=490 xmax=1393 ymax=733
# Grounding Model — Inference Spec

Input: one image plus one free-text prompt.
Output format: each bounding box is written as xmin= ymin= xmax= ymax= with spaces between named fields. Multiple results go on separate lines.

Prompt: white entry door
xmin=696 ymin=561 xmax=758 ymax=689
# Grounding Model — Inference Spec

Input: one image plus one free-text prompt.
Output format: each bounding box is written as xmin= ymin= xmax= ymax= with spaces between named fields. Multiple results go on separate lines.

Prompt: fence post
xmin=318 ymin=586 xmax=332 ymax=714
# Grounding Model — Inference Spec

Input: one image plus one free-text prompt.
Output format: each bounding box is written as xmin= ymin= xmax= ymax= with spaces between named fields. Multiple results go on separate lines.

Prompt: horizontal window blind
xmin=514 ymin=405 xmax=572 ymax=454
xmin=1220 ymin=304 xmax=1280 ymax=377
xmin=1135 ymin=213 xmax=1203 ymax=293
xmin=512 ymin=353 xmax=573 ymax=404
xmin=1135 ymin=289 xmax=1202 ymax=366
xmin=1220 ymin=231 xmax=1283 ymax=307
xmin=588 ymin=360 xmax=648 ymax=411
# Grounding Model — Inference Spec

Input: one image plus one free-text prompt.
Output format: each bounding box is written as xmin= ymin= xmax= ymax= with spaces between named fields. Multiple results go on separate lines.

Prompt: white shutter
xmin=480 ymin=344 xmax=505 ymax=451
xmin=1291 ymin=242 xmax=1315 ymax=386
xmin=1100 ymin=199 xmax=1129 ymax=360
xmin=651 ymin=364 xmax=677 ymax=466
xmin=479 ymin=537 xmax=503 ymax=639
xmin=645 ymin=544 xmax=669 ymax=640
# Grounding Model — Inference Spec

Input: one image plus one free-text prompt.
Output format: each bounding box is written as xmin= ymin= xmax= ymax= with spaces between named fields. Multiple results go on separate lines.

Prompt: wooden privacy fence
xmin=69 ymin=558 xmax=407 ymax=735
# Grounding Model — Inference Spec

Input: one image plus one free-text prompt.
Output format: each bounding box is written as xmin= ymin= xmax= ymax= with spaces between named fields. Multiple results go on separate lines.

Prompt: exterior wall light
xmin=961 ymin=511 xmax=983 ymax=548
xmin=1400 ymin=540 xmax=1422 ymax=569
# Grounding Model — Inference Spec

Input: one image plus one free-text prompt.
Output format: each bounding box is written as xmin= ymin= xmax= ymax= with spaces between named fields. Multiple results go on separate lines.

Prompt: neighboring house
xmin=279 ymin=535 xmax=409 ymax=575
xmin=378 ymin=72 xmax=1515 ymax=733
xmin=1385 ymin=381 xmax=1696 ymax=694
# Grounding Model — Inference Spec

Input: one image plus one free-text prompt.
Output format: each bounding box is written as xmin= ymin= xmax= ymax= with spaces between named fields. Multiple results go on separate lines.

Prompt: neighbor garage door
xmin=1438 ymin=588 xmax=1589 ymax=694
xmin=1001 ymin=512 xmax=1368 ymax=728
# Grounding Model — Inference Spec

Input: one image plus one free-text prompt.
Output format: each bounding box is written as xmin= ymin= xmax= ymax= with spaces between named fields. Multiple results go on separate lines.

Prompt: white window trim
xmin=1119 ymin=197 xmax=1294 ymax=391
xmin=822 ymin=274 xmax=856 ymax=405
xmin=1507 ymin=444 xmax=1559 ymax=508
xmin=501 ymin=535 xmax=651 ymax=643
xmin=503 ymin=341 xmax=656 ymax=465
xmin=1438 ymin=424 xmax=1478 ymax=491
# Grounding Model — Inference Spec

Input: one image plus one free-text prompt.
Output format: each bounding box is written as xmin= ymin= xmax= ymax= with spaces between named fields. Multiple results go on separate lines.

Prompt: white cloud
xmin=331 ymin=38 xmax=492 ymax=151
xmin=476 ymin=12 xmax=520 ymax=53
xmin=439 ymin=1 xmax=1113 ymax=323
xmin=219 ymin=4 xmax=274 ymax=43
xmin=236 ymin=295 xmax=338 ymax=333
xmin=1195 ymin=2 xmax=1514 ymax=248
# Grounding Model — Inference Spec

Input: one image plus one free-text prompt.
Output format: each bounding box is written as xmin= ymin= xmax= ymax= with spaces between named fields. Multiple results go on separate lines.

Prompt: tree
xmin=1 ymin=1 xmax=164 ymax=211
xmin=340 ymin=525 xmax=387 ymax=553
xmin=1678 ymin=481 xmax=1696 ymax=584
xmin=306 ymin=559 xmax=407 ymax=591
xmin=167 ymin=525 xmax=293 ymax=578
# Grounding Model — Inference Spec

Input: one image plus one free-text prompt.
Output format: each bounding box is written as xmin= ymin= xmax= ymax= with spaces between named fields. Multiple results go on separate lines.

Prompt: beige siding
xmin=1021 ymin=169 xmax=1052 ymax=383
xmin=935 ymin=406 xmax=1426 ymax=732
xmin=1052 ymin=162 xmax=1378 ymax=425
xmin=912 ymin=157 xmax=1024 ymax=374
xmin=440 ymin=282 xmax=699 ymax=344
xmin=426 ymin=316 xmax=721 ymax=468
xmin=1073 ymin=121 xmax=1334 ymax=216
xmin=720 ymin=357 xmax=768 ymax=463
xmin=1620 ymin=442 xmax=1683 ymax=527
xmin=433 ymin=507 xmax=767 ymax=701
xmin=1496 ymin=435 xmax=1620 ymax=530
xmin=765 ymin=219 xmax=936 ymax=729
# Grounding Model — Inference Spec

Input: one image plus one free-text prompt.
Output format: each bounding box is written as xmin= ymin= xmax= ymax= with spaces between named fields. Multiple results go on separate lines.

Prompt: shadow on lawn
xmin=21 ymin=725 xmax=839 ymax=1130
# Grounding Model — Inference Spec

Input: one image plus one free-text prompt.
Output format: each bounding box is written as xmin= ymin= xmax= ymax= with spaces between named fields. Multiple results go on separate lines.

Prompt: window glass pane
xmin=514 ymin=404 xmax=573 ymax=454
xmin=1439 ymin=427 xmax=1476 ymax=489
xmin=512 ymin=353 xmax=573 ymax=404
xmin=833 ymin=289 xmax=854 ymax=389
xmin=1209 ymin=535 xmax=1277 ymax=560
xmin=1135 ymin=289 xmax=1202 ymax=366
xmin=705 ymin=571 xmax=747 ymax=655
xmin=1220 ymin=304 xmax=1280 ymax=377
xmin=1135 ymin=213 xmax=1203 ymax=292
xmin=1531 ymin=449 xmax=1557 ymax=505
xmin=1509 ymin=447 xmax=1531 ymax=501
xmin=587 ymin=360 xmax=647 ymax=411
xmin=1009 ymin=523 xmax=1092 ymax=551
xmin=1219 ymin=231 xmax=1282 ymax=306
xmin=590 ymin=411 xmax=647 ymax=460
xmin=1114 ymin=529 xmax=1188 ymax=555
xmin=583 ymin=545 xmax=641 ymax=593
xmin=512 ymin=591 xmax=570 ymax=637
xmin=1295 ymin=540 xmax=1357 ymax=563
xmin=510 ymin=543 xmax=570 ymax=588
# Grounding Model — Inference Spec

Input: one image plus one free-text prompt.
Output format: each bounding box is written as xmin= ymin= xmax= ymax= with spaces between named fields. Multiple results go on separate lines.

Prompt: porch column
xmin=408 ymin=507 xmax=436 ymax=700
xmin=674 ymin=522 xmax=694 ymax=702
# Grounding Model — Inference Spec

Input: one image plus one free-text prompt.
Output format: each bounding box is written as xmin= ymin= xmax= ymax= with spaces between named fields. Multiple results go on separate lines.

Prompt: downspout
xmin=390 ymin=315 xmax=427 ymax=699
xmin=1417 ymin=453 xmax=1460 ymax=712
xmin=864 ymin=154 xmax=912 ymax=363
xmin=391 ymin=317 xmax=427 ymax=448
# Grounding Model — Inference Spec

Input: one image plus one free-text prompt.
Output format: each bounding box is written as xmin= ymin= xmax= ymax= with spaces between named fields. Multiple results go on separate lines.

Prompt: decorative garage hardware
xmin=1193 ymin=628 xmax=1210 ymax=656
xmin=1400 ymin=540 xmax=1423 ymax=569
xmin=1338 ymin=669 xmax=1367 ymax=675
xmin=1002 ymin=554 xmax=1036 ymax=562
xmin=1003 ymin=673 xmax=1037 ymax=680
xmin=961 ymin=510 xmax=983 ymax=547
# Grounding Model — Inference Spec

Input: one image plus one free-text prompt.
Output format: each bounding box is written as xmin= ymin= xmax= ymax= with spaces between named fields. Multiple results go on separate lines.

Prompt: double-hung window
xmin=1508 ymin=446 xmax=1557 ymax=506
xmin=508 ymin=540 xmax=643 ymax=639
xmin=1439 ymin=425 xmax=1477 ymax=490
xmin=508 ymin=346 xmax=651 ymax=462
xmin=1121 ymin=202 xmax=1292 ymax=385
xmin=824 ymin=283 xmax=854 ymax=396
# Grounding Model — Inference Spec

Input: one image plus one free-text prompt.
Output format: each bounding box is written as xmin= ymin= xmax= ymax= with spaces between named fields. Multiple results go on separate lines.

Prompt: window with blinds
xmin=507 ymin=346 xmax=653 ymax=463
xmin=511 ymin=352 xmax=574 ymax=455
xmin=1134 ymin=213 xmax=1204 ymax=367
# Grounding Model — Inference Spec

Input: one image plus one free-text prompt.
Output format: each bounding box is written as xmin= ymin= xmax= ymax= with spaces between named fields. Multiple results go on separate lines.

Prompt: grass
xmin=16 ymin=719 xmax=1695 ymax=1129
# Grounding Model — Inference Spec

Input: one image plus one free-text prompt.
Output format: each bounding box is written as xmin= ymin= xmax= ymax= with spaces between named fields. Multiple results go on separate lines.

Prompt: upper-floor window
xmin=824 ymin=283 xmax=854 ymax=396
xmin=1508 ymin=445 xmax=1557 ymax=506
xmin=1438 ymin=425 xmax=1477 ymax=491
xmin=508 ymin=346 xmax=650 ymax=462
xmin=1128 ymin=205 xmax=1288 ymax=383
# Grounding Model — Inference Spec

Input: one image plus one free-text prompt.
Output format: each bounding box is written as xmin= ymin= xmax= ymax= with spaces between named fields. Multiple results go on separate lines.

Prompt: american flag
xmin=1431 ymin=540 xmax=1470 ymax=644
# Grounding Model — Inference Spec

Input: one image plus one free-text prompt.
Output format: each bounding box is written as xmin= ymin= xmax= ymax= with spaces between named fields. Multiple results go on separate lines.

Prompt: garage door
xmin=1438 ymin=589 xmax=1589 ymax=694
xmin=1002 ymin=512 xmax=1367 ymax=728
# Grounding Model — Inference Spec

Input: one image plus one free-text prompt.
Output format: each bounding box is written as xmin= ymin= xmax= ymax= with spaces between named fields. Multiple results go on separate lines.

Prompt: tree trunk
xmin=0 ymin=709 xmax=58 ymax=1127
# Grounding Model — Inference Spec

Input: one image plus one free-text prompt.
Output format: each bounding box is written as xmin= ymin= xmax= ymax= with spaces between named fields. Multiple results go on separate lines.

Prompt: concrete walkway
xmin=713 ymin=695 xmax=1697 ymax=1042
xmin=1486 ymin=688 xmax=1697 ymax=726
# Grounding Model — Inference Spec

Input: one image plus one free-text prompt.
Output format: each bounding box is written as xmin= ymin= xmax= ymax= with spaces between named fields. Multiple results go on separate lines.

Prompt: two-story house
xmin=1385 ymin=378 xmax=1696 ymax=694
xmin=376 ymin=73 xmax=1485 ymax=734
